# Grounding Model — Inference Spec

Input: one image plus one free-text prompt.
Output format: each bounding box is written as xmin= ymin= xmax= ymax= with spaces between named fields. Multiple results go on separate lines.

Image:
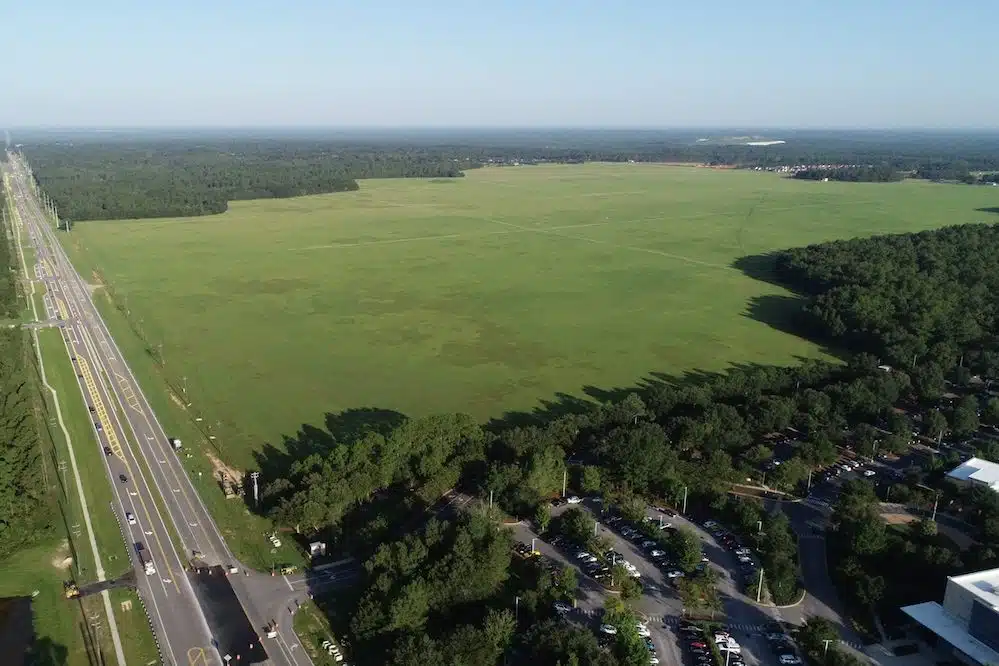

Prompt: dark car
xmin=118 ymin=474 xmax=128 ymax=483
xmin=103 ymin=446 xmax=112 ymax=456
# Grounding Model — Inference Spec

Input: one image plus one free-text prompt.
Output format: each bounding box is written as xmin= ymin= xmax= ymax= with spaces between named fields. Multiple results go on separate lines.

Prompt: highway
xmin=4 ymin=154 xmax=317 ymax=666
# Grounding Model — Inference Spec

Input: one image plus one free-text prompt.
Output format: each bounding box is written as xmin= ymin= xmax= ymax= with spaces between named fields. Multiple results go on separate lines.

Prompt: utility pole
xmin=682 ymin=485 xmax=688 ymax=514
xmin=931 ymin=492 xmax=940 ymax=522
xmin=757 ymin=568 xmax=764 ymax=603
xmin=514 ymin=596 xmax=519 ymax=624
xmin=807 ymin=469 xmax=813 ymax=491
xmin=489 ymin=490 xmax=493 ymax=509
xmin=823 ymin=639 xmax=833 ymax=659
xmin=562 ymin=469 xmax=567 ymax=498
xmin=251 ymin=472 xmax=260 ymax=506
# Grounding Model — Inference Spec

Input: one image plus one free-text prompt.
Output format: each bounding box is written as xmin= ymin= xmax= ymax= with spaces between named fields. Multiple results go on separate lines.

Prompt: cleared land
xmin=61 ymin=164 xmax=999 ymax=468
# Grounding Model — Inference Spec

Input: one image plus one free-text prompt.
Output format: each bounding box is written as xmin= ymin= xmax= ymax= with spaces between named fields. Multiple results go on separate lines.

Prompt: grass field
xmin=61 ymin=164 xmax=999 ymax=469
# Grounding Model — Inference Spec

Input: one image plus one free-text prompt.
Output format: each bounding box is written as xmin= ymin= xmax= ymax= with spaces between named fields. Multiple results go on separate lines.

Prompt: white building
xmin=902 ymin=568 xmax=999 ymax=665
xmin=947 ymin=458 xmax=999 ymax=491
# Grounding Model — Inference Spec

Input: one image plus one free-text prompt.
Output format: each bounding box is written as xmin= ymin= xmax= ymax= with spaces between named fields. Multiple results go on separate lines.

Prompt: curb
xmin=110 ymin=501 xmax=164 ymax=665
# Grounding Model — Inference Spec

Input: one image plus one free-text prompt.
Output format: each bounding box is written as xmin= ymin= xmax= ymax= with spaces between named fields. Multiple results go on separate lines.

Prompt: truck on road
xmin=135 ymin=542 xmax=156 ymax=575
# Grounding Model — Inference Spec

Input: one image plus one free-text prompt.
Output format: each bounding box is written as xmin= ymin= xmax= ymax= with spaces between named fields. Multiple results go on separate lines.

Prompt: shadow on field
xmin=977 ymin=207 xmax=999 ymax=216
xmin=731 ymin=251 xmax=784 ymax=285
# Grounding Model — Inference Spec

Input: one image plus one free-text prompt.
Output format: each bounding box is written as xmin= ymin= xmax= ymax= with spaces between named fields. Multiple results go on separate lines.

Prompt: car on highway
xmin=118 ymin=474 xmax=127 ymax=483
xmin=126 ymin=512 xmax=136 ymax=525
xmin=103 ymin=446 xmax=112 ymax=456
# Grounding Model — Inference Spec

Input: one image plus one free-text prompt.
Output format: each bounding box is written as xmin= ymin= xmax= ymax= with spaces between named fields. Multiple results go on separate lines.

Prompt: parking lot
xmin=511 ymin=495 xmax=798 ymax=666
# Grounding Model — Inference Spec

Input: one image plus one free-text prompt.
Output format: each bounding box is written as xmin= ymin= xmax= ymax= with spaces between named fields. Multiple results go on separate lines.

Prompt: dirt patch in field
xmin=206 ymin=450 xmax=243 ymax=483
xmin=50 ymin=539 xmax=73 ymax=570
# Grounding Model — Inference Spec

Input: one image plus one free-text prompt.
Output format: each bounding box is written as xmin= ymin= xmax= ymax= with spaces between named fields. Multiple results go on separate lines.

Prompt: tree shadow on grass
xmin=731 ymin=251 xmax=786 ymax=287
xmin=976 ymin=207 xmax=999 ymax=216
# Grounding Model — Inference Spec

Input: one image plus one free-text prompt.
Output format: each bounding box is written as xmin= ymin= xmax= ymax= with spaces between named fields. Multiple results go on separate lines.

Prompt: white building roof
xmin=948 ymin=457 xmax=999 ymax=490
xmin=949 ymin=567 xmax=999 ymax=608
xmin=902 ymin=602 xmax=999 ymax=666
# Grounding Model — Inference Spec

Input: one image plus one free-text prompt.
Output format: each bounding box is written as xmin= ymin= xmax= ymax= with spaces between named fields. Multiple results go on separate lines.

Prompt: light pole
xmin=757 ymin=568 xmax=764 ymax=603
xmin=823 ymin=639 xmax=833 ymax=659
xmin=682 ymin=485 xmax=688 ymax=515
xmin=531 ymin=537 xmax=536 ymax=553
xmin=562 ymin=469 xmax=567 ymax=498
xmin=757 ymin=520 xmax=763 ymax=535
xmin=931 ymin=491 xmax=940 ymax=522
xmin=515 ymin=596 xmax=519 ymax=624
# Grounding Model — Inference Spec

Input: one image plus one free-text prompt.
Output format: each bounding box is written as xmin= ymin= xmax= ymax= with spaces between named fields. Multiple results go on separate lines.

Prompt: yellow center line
xmin=72 ymin=280 xmax=181 ymax=594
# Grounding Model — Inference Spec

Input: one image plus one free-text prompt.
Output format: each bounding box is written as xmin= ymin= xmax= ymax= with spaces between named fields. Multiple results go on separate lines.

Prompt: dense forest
xmin=19 ymin=129 xmax=999 ymax=220
xmin=22 ymin=142 xmax=468 ymax=220
xmin=774 ymin=223 xmax=999 ymax=372
xmin=0 ymin=186 xmax=54 ymax=560
xmin=792 ymin=165 xmax=903 ymax=182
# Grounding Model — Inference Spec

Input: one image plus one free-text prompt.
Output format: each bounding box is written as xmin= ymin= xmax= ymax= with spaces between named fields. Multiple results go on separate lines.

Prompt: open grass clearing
xmin=61 ymin=163 xmax=999 ymax=476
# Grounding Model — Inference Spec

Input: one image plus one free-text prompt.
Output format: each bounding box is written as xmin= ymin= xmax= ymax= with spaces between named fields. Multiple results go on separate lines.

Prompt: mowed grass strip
xmin=61 ymin=164 xmax=999 ymax=471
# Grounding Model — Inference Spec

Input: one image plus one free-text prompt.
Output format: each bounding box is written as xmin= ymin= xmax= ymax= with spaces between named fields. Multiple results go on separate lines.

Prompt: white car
xmin=554 ymin=600 xmax=572 ymax=614
xmin=126 ymin=512 xmax=136 ymax=525
xmin=600 ymin=624 xmax=618 ymax=635
xmin=863 ymin=469 xmax=876 ymax=477
xmin=649 ymin=656 xmax=660 ymax=665
xmin=720 ymin=643 xmax=741 ymax=654
xmin=576 ymin=551 xmax=593 ymax=560
xmin=636 ymin=623 xmax=651 ymax=637
xmin=703 ymin=520 xmax=717 ymax=528
xmin=666 ymin=569 xmax=684 ymax=579
xmin=734 ymin=547 xmax=752 ymax=555
xmin=650 ymin=549 xmax=666 ymax=558
xmin=567 ymin=496 xmax=582 ymax=504
xmin=779 ymin=656 xmax=802 ymax=665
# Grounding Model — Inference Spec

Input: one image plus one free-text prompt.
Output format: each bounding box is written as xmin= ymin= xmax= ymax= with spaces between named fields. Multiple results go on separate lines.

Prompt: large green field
xmin=61 ymin=164 xmax=999 ymax=468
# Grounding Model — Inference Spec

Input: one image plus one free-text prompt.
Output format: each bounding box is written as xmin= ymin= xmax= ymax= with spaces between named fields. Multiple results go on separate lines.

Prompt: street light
xmin=823 ymin=639 xmax=833 ymax=659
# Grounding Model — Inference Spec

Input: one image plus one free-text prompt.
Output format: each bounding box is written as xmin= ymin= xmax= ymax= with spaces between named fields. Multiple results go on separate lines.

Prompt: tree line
xmin=19 ymin=130 xmax=999 ymax=221
xmin=20 ymin=142 xmax=469 ymax=221
xmin=792 ymin=165 xmax=903 ymax=183
xmin=0 ymin=189 xmax=54 ymax=561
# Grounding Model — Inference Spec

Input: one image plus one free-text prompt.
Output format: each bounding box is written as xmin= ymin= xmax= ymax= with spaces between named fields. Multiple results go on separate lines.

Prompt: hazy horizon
xmin=2 ymin=0 xmax=997 ymax=128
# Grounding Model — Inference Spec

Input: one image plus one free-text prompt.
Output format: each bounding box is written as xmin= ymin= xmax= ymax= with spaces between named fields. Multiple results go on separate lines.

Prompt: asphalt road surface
xmin=5 ymin=156 xmax=319 ymax=666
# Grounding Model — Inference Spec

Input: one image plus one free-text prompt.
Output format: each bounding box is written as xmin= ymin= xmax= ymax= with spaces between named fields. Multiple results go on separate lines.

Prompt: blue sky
xmin=1 ymin=0 xmax=995 ymax=128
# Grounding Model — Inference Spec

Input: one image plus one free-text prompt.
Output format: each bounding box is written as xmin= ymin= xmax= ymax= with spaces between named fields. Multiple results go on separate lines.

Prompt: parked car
xmin=599 ymin=624 xmax=618 ymax=635
xmin=553 ymin=601 xmax=572 ymax=614
xmin=779 ymin=656 xmax=802 ymax=665
xmin=567 ymin=496 xmax=582 ymax=504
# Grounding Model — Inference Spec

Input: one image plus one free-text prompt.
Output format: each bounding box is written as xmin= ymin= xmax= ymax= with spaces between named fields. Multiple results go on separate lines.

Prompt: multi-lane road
xmin=4 ymin=154 xmax=319 ymax=666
